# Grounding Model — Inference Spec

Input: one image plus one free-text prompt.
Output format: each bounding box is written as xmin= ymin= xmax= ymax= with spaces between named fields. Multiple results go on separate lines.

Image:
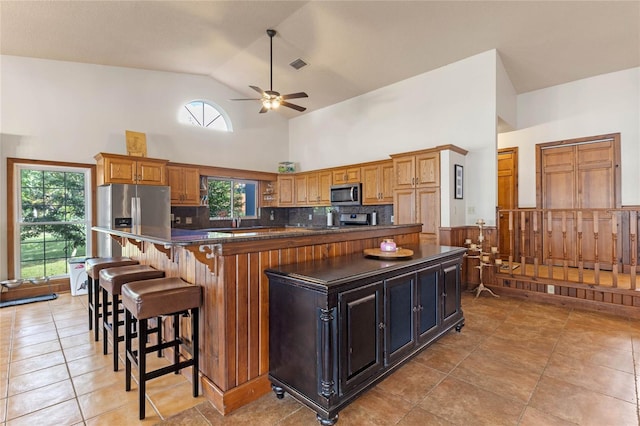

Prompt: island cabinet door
xmin=383 ymin=272 xmax=416 ymax=365
xmin=338 ymin=282 xmax=384 ymax=394
xmin=416 ymin=264 xmax=441 ymax=344
xmin=441 ymin=259 xmax=462 ymax=327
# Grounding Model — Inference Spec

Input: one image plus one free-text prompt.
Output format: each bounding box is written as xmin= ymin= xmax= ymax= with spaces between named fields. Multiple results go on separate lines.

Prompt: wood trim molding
xmin=6 ymin=158 xmax=96 ymax=279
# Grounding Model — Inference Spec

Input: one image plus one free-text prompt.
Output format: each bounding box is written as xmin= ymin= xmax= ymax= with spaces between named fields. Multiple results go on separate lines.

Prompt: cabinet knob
xmin=378 ymin=322 xmax=385 ymax=329
xmin=412 ymin=306 xmax=419 ymax=312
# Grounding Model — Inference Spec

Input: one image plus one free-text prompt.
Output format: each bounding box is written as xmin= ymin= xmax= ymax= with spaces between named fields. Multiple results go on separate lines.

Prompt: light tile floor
xmin=1 ymin=290 xmax=639 ymax=425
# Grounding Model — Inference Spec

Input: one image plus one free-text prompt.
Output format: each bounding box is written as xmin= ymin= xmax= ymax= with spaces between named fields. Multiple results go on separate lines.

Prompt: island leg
xmin=317 ymin=413 xmax=338 ymax=425
xmin=272 ymin=384 xmax=285 ymax=399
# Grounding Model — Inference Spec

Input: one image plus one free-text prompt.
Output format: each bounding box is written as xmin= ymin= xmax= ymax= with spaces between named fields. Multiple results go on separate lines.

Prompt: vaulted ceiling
xmin=1 ymin=1 xmax=638 ymax=117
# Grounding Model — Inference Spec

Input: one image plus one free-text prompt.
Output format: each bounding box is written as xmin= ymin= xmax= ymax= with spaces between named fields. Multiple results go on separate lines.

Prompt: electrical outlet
xmin=186 ymin=217 xmax=192 ymax=224
xmin=308 ymin=214 xmax=313 ymax=220
xmin=175 ymin=217 xmax=181 ymax=224
xmin=547 ymin=285 xmax=555 ymax=294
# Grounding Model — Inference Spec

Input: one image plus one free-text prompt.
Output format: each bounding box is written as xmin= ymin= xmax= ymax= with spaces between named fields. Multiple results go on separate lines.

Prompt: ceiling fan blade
xmin=281 ymin=92 xmax=308 ymax=100
xmin=281 ymin=101 xmax=306 ymax=112
xmin=250 ymin=85 xmax=265 ymax=95
xmin=259 ymin=106 xmax=268 ymax=114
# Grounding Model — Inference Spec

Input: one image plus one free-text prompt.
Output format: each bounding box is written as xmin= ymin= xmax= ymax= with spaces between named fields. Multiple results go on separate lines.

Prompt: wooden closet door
xmin=541 ymin=140 xmax=615 ymax=268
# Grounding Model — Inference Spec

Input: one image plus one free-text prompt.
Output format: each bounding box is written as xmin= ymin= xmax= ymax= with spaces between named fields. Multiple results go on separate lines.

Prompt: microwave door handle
xmin=350 ymin=186 xmax=355 ymax=201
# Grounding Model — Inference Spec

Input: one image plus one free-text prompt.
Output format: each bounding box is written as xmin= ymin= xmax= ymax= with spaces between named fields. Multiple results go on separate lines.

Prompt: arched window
xmin=179 ymin=100 xmax=231 ymax=131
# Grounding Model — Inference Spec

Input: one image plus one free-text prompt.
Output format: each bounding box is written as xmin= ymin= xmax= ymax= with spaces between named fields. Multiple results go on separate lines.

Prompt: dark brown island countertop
xmin=265 ymin=243 xmax=467 ymax=289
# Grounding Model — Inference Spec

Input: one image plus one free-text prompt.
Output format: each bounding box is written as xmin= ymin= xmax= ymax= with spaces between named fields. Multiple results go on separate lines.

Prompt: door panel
xmin=384 ymin=274 xmax=415 ymax=364
xmin=497 ymin=149 xmax=517 ymax=256
xmin=339 ymin=282 xmax=384 ymax=393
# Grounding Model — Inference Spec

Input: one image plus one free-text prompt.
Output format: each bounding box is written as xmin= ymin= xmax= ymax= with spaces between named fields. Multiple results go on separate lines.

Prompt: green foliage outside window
xmin=19 ymin=168 xmax=88 ymax=278
xmin=207 ymin=178 xmax=256 ymax=219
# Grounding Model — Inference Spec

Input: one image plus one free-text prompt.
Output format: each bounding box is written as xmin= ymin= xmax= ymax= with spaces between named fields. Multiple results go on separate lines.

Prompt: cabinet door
xmin=393 ymin=188 xmax=416 ymax=225
xmin=339 ymin=282 xmax=384 ymax=393
xmin=416 ymin=187 xmax=440 ymax=244
xmin=167 ymin=166 xmax=184 ymax=204
xmin=441 ymin=260 xmax=461 ymax=324
xmin=307 ymin=173 xmax=320 ymax=205
xmin=416 ymin=265 xmax=440 ymax=343
xmin=415 ymin=152 xmax=439 ymax=187
xmin=136 ymin=159 xmax=166 ymax=185
xmin=318 ymin=171 xmax=332 ymax=205
xmin=361 ymin=165 xmax=380 ymax=205
xmin=384 ymin=273 xmax=415 ymax=365
xmin=277 ymin=176 xmax=295 ymax=206
xmin=182 ymin=167 xmax=201 ymax=204
xmin=104 ymin=156 xmax=137 ymax=184
xmin=392 ymin=156 xmax=416 ymax=189
xmin=379 ymin=162 xmax=395 ymax=203
xmin=295 ymin=174 xmax=308 ymax=205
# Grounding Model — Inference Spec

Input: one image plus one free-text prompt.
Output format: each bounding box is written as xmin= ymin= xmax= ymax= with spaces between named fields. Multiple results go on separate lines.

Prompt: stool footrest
xmin=146 ymin=359 xmax=195 ymax=381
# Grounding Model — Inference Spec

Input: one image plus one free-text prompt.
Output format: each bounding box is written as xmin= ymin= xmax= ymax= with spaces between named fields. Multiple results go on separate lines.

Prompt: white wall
xmin=440 ymin=149 xmax=467 ymax=228
xmin=289 ymin=50 xmax=498 ymax=225
xmin=0 ymin=55 xmax=289 ymax=278
xmin=496 ymin=53 xmax=517 ymax=130
xmin=498 ymin=67 xmax=640 ymax=207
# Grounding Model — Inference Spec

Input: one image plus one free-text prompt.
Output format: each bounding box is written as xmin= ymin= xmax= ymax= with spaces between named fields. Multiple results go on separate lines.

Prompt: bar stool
xmin=99 ymin=265 xmax=165 ymax=371
xmin=122 ymin=277 xmax=201 ymax=420
xmin=86 ymin=257 xmax=139 ymax=341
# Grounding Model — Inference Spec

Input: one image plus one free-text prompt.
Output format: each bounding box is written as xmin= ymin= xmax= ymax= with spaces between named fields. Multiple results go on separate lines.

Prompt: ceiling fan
xmin=231 ymin=29 xmax=308 ymax=114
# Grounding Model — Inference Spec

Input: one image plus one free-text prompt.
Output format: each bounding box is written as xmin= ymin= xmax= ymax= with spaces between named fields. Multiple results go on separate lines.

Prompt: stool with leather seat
xmin=99 ymin=264 xmax=165 ymax=371
xmin=122 ymin=277 xmax=201 ymax=419
xmin=85 ymin=257 xmax=139 ymax=341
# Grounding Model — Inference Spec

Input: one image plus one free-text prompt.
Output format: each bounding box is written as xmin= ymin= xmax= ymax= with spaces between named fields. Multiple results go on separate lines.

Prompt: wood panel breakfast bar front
xmin=93 ymin=224 xmax=422 ymax=415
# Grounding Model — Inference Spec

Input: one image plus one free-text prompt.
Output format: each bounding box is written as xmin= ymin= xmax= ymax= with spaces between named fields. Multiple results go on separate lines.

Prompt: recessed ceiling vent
xmin=290 ymin=58 xmax=308 ymax=70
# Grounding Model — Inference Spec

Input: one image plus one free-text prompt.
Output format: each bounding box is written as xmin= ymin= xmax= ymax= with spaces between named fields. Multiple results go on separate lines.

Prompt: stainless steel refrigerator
xmin=97 ymin=184 xmax=171 ymax=257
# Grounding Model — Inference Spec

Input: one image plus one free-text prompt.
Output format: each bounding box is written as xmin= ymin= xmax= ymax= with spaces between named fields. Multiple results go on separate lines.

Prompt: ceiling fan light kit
xmin=231 ymin=29 xmax=308 ymax=114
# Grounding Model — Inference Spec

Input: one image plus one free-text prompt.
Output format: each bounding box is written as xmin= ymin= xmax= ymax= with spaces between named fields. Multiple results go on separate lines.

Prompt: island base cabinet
xmin=266 ymin=248 xmax=465 ymax=425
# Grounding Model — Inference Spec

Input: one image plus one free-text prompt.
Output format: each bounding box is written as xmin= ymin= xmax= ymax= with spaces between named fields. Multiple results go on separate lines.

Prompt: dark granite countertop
xmin=92 ymin=224 xmax=420 ymax=246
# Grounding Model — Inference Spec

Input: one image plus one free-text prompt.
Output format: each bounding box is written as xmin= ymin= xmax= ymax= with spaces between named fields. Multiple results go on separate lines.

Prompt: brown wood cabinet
xmin=332 ymin=167 xmax=361 ymax=185
xmin=307 ymin=171 xmax=332 ymax=205
xmin=295 ymin=174 xmax=309 ymax=205
xmin=167 ymin=165 xmax=201 ymax=205
xmin=361 ymin=161 xmax=394 ymax=205
xmin=95 ymin=153 xmax=167 ymax=186
xmin=277 ymin=175 xmax=295 ymax=206
xmin=392 ymin=150 xmax=441 ymax=243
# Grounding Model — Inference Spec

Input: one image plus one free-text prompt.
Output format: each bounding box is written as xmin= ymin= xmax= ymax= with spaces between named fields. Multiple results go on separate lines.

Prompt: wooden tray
xmin=363 ymin=248 xmax=414 ymax=259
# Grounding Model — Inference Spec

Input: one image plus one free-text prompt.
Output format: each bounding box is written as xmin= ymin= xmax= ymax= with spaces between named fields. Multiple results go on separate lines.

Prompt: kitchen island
xmin=265 ymin=244 xmax=466 ymax=425
xmin=92 ymin=223 xmax=423 ymax=415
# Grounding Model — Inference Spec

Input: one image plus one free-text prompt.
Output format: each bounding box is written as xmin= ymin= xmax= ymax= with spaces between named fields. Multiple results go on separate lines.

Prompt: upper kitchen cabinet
xmin=361 ymin=160 xmax=394 ymax=205
xmin=332 ymin=167 xmax=361 ymax=185
xmin=167 ymin=165 xmax=201 ymax=206
xmin=277 ymin=175 xmax=295 ymax=206
xmin=307 ymin=170 xmax=332 ymax=206
xmin=294 ymin=173 xmax=309 ymax=205
xmin=393 ymin=151 xmax=439 ymax=190
xmin=391 ymin=146 xmax=467 ymax=244
xmin=95 ymin=153 xmax=167 ymax=186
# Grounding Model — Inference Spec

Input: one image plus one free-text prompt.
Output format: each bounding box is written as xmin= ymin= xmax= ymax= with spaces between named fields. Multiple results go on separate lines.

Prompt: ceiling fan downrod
xmin=267 ymin=29 xmax=276 ymax=92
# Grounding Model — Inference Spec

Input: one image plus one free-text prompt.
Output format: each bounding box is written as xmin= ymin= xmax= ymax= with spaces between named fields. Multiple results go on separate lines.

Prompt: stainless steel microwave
xmin=330 ymin=183 xmax=362 ymax=206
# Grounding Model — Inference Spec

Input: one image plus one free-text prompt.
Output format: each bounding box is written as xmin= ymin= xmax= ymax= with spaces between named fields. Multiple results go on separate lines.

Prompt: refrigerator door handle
xmin=132 ymin=197 xmax=141 ymax=230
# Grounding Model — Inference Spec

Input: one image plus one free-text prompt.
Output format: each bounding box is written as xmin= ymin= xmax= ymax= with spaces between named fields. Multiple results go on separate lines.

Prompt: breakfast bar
xmin=92 ymin=223 xmax=424 ymax=414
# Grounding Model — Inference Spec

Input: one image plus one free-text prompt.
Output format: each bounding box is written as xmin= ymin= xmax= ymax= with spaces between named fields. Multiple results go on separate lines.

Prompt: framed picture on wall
xmin=454 ymin=164 xmax=463 ymax=199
